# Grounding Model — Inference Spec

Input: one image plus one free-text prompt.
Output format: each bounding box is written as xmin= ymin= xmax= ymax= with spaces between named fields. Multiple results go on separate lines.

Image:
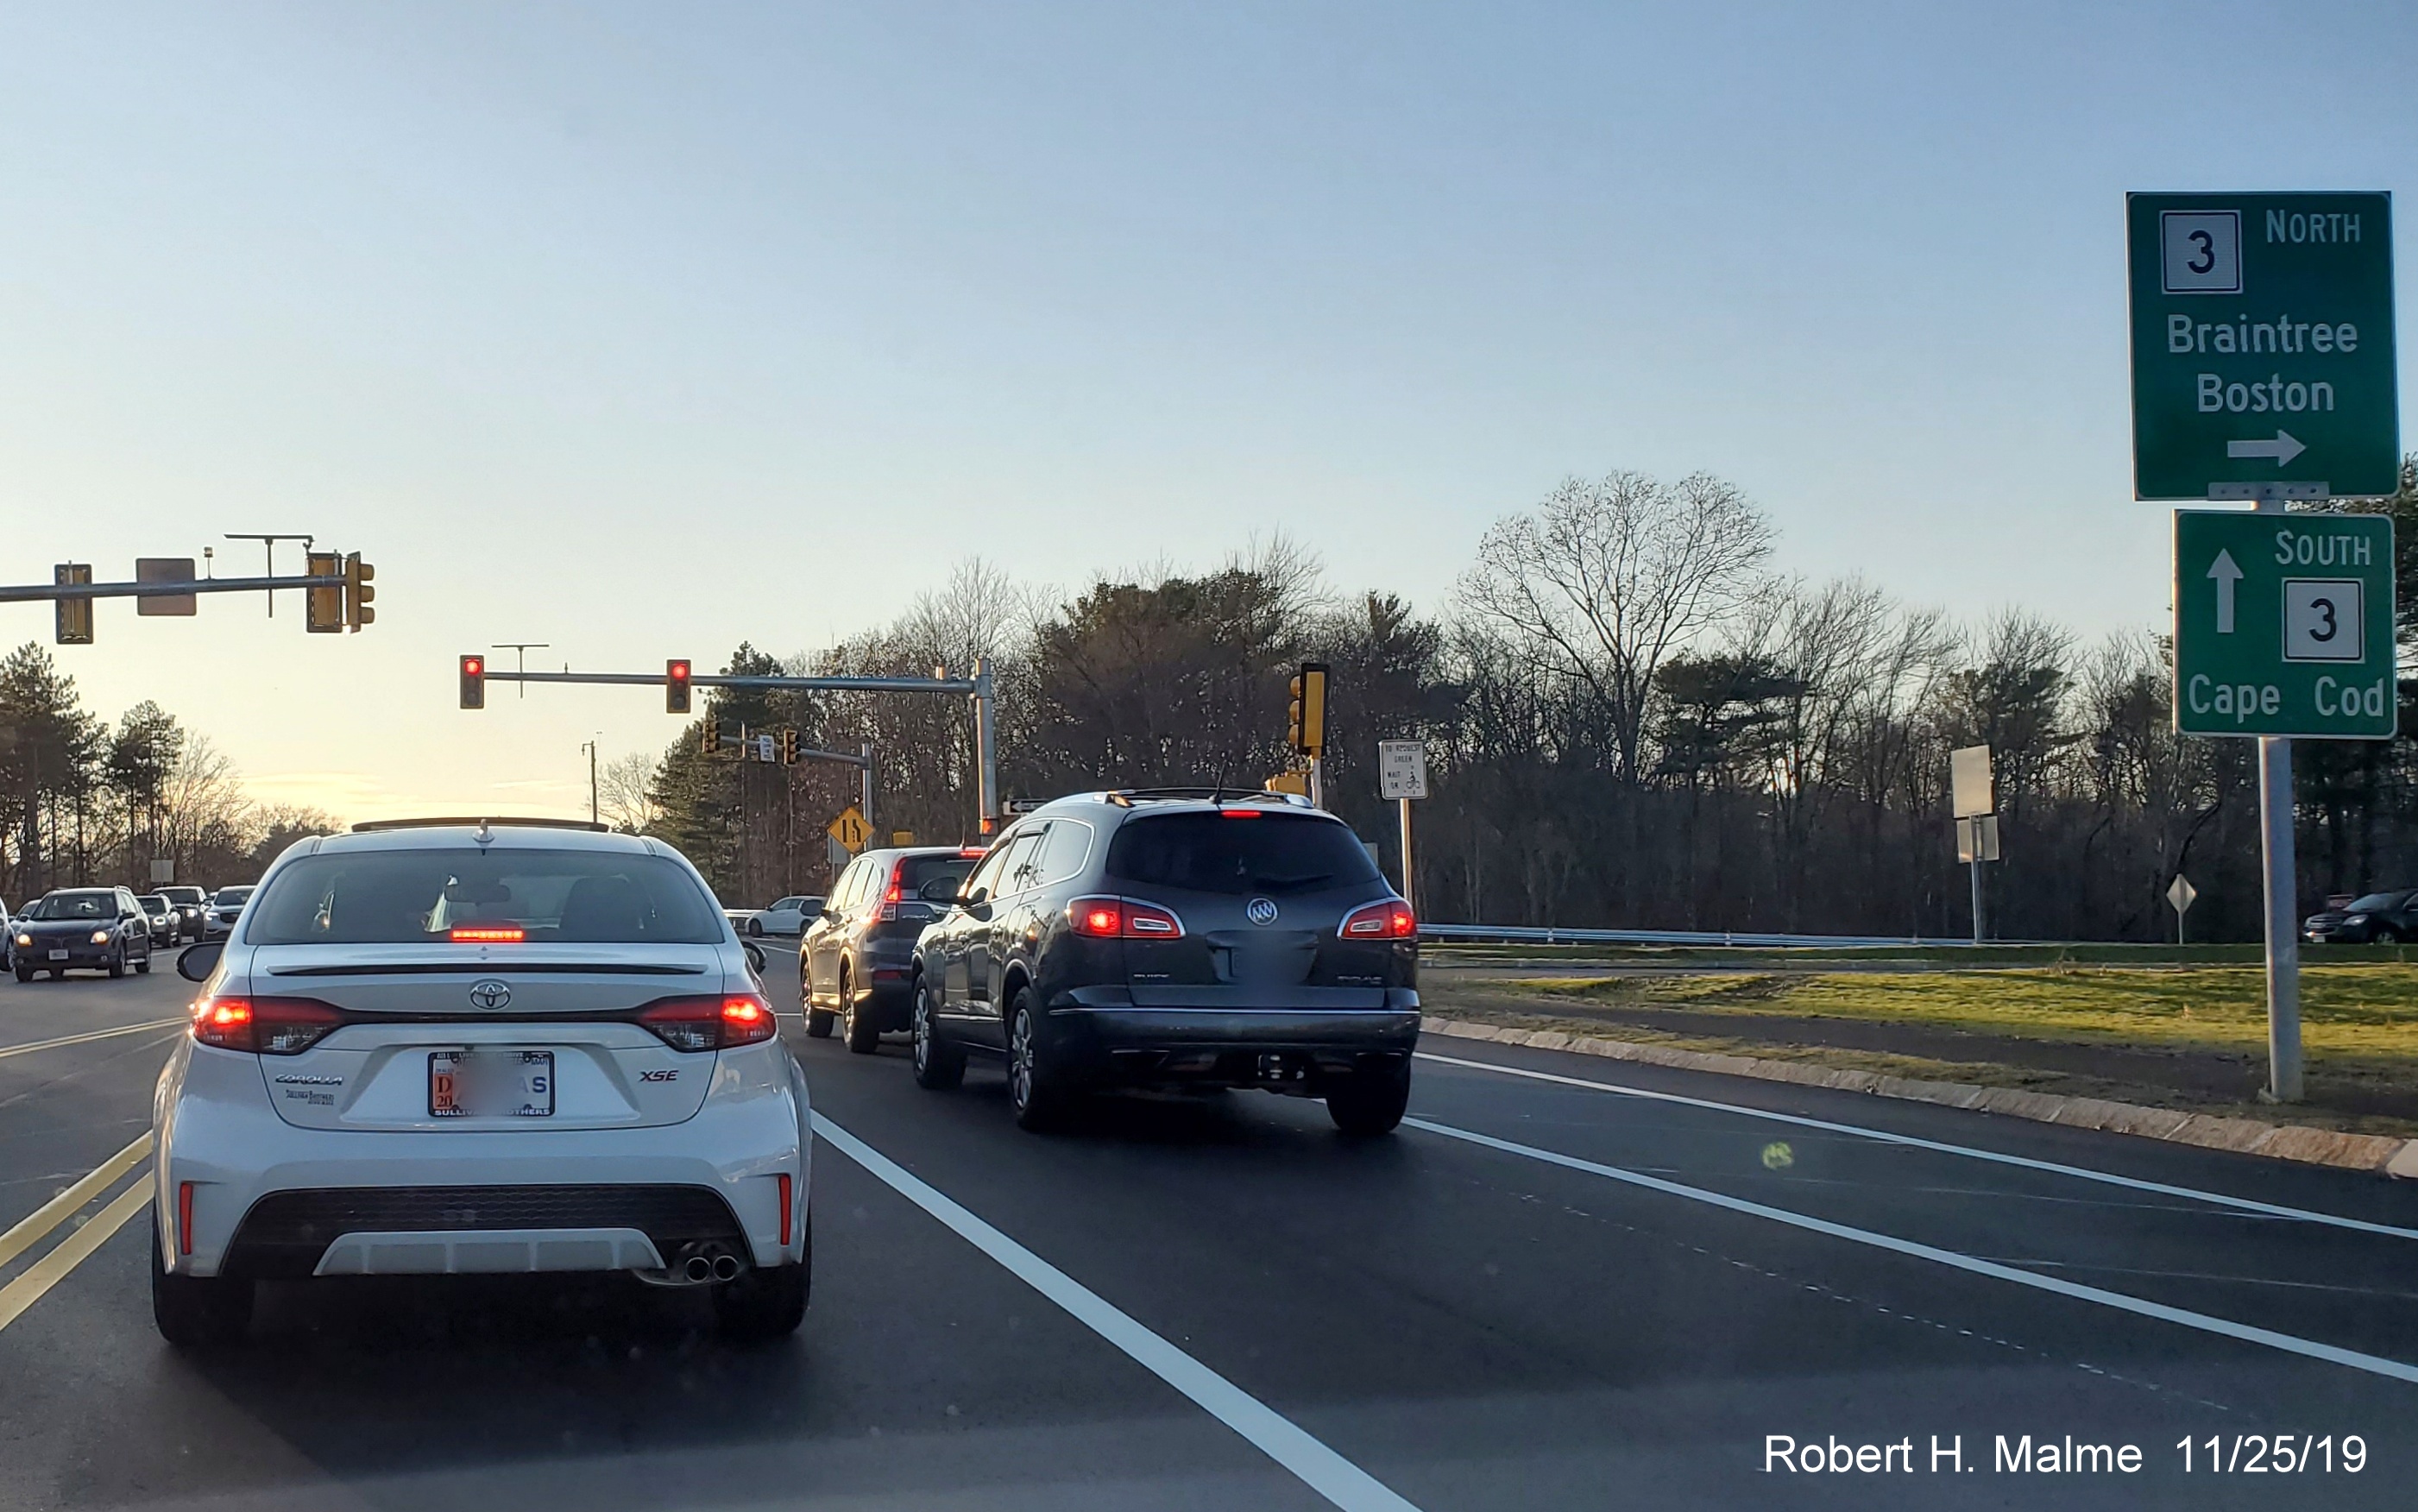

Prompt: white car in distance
xmin=152 ymin=818 xmax=811 ymax=1346
xmin=744 ymin=895 xmax=822 ymax=937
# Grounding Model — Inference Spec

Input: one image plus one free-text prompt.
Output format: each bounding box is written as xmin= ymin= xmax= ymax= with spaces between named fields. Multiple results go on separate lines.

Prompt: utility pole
xmin=581 ymin=739 xmax=599 ymax=826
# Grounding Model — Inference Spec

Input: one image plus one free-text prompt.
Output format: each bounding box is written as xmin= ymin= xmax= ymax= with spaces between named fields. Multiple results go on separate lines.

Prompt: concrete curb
xmin=1418 ymin=1015 xmax=2418 ymax=1180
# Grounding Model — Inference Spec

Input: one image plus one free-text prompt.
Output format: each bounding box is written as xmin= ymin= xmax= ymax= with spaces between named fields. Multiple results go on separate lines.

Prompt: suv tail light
xmin=1067 ymin=896 xmax=1185 ymax=939
xmin=191 ymin=996 xmax=346 ymax=1055
xmin=636 ymin=993 xmax=778 ymax=1052
xmin=1339 ymin=898 xmax=1417 ymax=941
xmin=878 ymin=859 xmax=908 ymax=922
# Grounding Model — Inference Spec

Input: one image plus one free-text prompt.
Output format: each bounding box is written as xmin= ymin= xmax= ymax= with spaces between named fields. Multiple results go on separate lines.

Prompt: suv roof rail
xmin=1100 ymin=787 xmax=1315 ymax=809
xmin=349 ymin=816 xmax=611 ymax=834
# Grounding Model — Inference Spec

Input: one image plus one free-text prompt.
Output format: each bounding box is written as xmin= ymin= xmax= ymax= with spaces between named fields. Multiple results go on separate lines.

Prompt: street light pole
xmin=581 ymin=739 xmax=599 ymax=826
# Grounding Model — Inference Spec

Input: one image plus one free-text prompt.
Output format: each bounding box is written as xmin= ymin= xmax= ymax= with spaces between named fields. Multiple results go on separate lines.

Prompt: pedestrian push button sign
xmin=2173 ymin=511 xmax=2395 ymax=739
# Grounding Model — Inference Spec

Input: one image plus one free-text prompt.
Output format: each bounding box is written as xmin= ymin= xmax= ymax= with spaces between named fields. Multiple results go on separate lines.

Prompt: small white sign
xmin=2166 ymin=874 xmax=2198 ymax=915
xmin=1949 ymin=745 xmax=1993 ymax=819
xmin=2160 ymin=210 xmax=2241 ymax=295
xmin=1378 ymin=740 xmax=1428 ymax=801
xmin=2282 ymin=579 xmax=2362 ymax=662
xmin=1955 ymin=814 xmax=2001 ymax=863
xmin=135 ymin=558 xmax=197 ymax=617
xmin=149 ymin=858 xmax=175 ymax=883
xmin=755 ymin=734 xmax=777 ymax=763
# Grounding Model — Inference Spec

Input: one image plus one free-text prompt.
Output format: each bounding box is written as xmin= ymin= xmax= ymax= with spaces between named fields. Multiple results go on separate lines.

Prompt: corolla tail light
xmin=636 ymin=993 xmax=778 ymax=1051
xmin=1339 ymin=898 xmax=1417 ymax=941
xmin=190 ymin=996 xmax=345 ymax=1055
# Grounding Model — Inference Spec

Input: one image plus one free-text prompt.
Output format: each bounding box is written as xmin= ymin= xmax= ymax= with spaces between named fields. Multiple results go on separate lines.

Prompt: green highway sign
xmin=2173 ymin=510 xmax=2396 ymax=739
xmin=2128 ymin=192 xmax=2398 ymax=500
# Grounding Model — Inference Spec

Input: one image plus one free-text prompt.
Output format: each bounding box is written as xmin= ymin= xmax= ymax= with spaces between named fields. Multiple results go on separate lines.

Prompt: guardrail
xmin=1419 ymin=923 xmax=1983 ymax=949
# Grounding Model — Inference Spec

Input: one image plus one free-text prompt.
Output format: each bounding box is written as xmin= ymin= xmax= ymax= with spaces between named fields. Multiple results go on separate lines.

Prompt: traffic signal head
xmin=459 ymin=655 xmax=485 ymax=709
xmin=305 ymin=551 xmax=343 ymax=633
xmin=779 ymin=728 xmax=799 ymax=765
xmin=54 ymin=564 xmax=92 ymax=646
xmin=343 ymin=552 xmax=375 ymax=630
xmin=701 ymin=721 xmax=721 ymax=755
xmin=1288 ymin=662 xmax=1329 ymax=757
xmin=666 ymin=659 xmax=692 ymax=715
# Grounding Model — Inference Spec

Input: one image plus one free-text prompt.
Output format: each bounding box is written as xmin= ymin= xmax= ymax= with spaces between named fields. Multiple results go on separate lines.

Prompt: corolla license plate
xmin=46 ymin=949 xmax=68 ymax=961
xmin=429 ymin=1050 xmax=554 ymax=1118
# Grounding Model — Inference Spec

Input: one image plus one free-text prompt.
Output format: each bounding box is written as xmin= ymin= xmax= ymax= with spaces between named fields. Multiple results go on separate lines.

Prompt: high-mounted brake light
xmin=1219 ymin=808 xmax=1263 ymax=818
xmin=1066 ymin=896 xmax=1184 ymax=939
xmin=1339 ymin=898 xmax=1417 ymax=941
xmin=191 ymin=995 xmax=346 ymax=1055
xmin=635 ymin=993 xmax=778 ymax=1052
xmin=450 ymin=924 xmax=526 ymax=942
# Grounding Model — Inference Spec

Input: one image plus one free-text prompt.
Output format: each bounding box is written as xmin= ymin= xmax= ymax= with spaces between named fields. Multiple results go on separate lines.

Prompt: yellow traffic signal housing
xmin=666 ymin=659 xmax=693 ymax=715
xmin=54 ymin=564 xmax=93 ymax=646
xmin=1264 ymin=771 xmax=1309 ymax=797
xmin=458 ymin=655 xmax=485 ymax=709
xmin=779 ymin=728 xmax=799 ymax=765
xmin=343 ymin=552 xmax=375 ymax=630
xmin=1288 ymin=661 xmax=1329 ymax=757
xmin=305 ymin=552 xmax=344 ymax=633
xmin=701 ymin=721 xmax=721 ymax=756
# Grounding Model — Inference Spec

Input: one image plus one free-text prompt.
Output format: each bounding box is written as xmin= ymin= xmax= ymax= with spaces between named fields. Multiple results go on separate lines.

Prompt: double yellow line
xmin=0 ymin=1134 xmax=154 ymax=1332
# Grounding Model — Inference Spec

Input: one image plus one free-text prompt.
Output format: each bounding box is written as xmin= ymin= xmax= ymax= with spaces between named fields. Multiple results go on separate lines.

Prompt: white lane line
xmin=0 ymin=1133 xmax=152 ymax=1269
xmin=812 ymin=1112 xmax=1425 ymax=1512
xmin=0 ymin=1019 xmax=185 ymax=1062
xmin=1406 ymin=1115 xmax=2418 ymax=1388
xmin=1416 ymin=1050 xmax=2418 ymax=1242
xmin=0 ymin=1178 xmax=150 ymax=1333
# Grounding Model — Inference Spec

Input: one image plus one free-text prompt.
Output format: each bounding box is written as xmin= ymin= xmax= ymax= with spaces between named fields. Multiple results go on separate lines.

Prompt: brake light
xmin=1220 ymin=808 xmax=1262 ymax=818
xmin=190 ymin=996 xmax=346 ymax=1055
xmin=1340 ymin=898 xmax=1417 ymax=941
xmin=636 ymin=993 xmax=778 ymax=1052
xmin=450 ymin=924 xmax=525 ymax=942
xmin=1066 ymin=896 xmax=1184 ymax=939
xmin=879 ymin=859 xmax=907 ymax=921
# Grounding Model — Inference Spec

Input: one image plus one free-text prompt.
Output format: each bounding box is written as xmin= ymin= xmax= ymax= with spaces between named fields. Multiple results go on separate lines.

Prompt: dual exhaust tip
xmin=679 ymin=1245 xmax=742 ymax=1283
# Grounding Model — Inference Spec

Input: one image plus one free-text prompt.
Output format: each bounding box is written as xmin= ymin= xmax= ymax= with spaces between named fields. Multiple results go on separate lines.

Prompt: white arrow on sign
xmin=2226 ymin=430 xmax=2307 ymax=467
xmin=2207 ymin=549 xmax=2242 ymax=633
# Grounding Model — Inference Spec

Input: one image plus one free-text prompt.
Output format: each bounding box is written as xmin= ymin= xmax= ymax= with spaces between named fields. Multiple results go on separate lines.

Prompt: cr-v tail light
xmin=1066 ymin=896 xmax=1184 ymax=939
xmin=635 ymin=993 xmax=778 ymax=1052
xmin=1339 ymin=898 xmax=1417 ymax=941
xmin=191 ymin=996 xmax=346 ymax=1055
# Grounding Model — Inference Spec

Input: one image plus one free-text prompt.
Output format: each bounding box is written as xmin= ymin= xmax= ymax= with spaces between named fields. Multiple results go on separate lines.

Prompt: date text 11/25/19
xmin=2177 ymin=1435 xmax=2364 ymax=1474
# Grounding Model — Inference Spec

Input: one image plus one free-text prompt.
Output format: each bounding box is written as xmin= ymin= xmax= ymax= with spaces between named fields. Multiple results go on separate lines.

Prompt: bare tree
xmin=1457 ymin=471 xmax=1775 ymax=784
xmin=598 ymin=752 xmax=663 ymax=835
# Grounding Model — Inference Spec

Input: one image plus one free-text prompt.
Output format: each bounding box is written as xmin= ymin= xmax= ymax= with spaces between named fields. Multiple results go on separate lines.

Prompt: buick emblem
xmin=468 ymin=980 xmax=512 ymax=1011
xmin=1244 ymin=898 xmax=1279 ymax=926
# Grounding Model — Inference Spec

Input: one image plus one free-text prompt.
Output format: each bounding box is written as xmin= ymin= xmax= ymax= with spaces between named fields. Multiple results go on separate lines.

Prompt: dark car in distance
xmin=802 ymin=846 xmax=985 ymax=1050
xmin=2304 ymin=888 xmax=2418 ymax=944
xmin=11 ymin=887 xmax=155 ymax=980
xmin=908 ymin=790 xmax=1419 ymax=1134
xmin=136 ymin=892 xmax=179 ymax=948
xmin=157 ymin=885 xmax=208 ymax=941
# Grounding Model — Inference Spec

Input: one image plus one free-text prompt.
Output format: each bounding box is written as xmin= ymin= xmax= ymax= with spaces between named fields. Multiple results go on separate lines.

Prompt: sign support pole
xmin=2246 ymin=487 xmax=2305 ymax=1101
xmin=1968 ymin=836 xmax=1985 ymax=947
xmin=1397 ymin=797 xmax=1414 ymax=913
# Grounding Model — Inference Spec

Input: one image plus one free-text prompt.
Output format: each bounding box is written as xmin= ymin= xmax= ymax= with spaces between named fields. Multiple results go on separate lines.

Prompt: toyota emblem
xmin=468 ymin=979 xmax=512 ymax=1011
xmin=1244 ymin=898 xmax=1279 ymax=926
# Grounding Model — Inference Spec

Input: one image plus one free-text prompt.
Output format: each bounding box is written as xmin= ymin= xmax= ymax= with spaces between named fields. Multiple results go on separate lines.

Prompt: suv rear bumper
xmin=1043 ymin=987 xmax=1420 ymax=1072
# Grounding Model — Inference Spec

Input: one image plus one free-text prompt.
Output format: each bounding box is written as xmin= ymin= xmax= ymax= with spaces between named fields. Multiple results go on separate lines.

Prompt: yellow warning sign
xmin=827 ymin=805 xmax=872 ymax=853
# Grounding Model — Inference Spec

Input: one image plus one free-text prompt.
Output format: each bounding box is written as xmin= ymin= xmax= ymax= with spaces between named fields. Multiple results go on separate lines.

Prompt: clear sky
xmin=3 ymin=2 xmax=2413 ymax=822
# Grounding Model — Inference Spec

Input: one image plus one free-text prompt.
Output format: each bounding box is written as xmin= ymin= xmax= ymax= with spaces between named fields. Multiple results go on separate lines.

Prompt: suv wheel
xmin=713 ymin=1225 xmax=810 ymax=1342
xmin=150 ymin=1211 xmax=253 ymax=1348
xmin=841 ymin=966 xmax=880 ymax=1055
xmin=1006 ymin=993 xmax=1071 ymax=1131
xmin=911 ymin=973 xmax=964 ymax=1090
xmin=1326 ymin=1059 xmax=1411 ymax=1137
xmin=802 ymin=961 xmax=835 ymax=1038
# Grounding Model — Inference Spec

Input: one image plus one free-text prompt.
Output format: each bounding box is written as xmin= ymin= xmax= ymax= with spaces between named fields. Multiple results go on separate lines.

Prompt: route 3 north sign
xmin=2128 ymin=192 xmax=2398 ymax=499
xmin=2173 ymin=510 xmax=2395 ymax=739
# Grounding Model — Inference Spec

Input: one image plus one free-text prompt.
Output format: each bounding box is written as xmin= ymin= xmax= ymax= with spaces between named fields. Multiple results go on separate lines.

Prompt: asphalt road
xmin=3 ymin=957 xmax=2416 ymax=1509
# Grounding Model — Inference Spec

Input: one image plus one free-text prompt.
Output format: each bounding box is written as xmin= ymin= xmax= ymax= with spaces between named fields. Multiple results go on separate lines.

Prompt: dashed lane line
xmin=0 ymin=1133 xmax=151 ymax=1270
xmin=0 ymin=1019 xmax=185 ymax=1062
xmin=1415 ymin=1049 xmax=2418 ymax=1242
xmin=0 ymin=1178 xmax=150 ymax=1334
xmin=813 ymin=1112 xmax=1426 ymax=1512
xmin=1406 ymin=1114 xmax=2418 ymax=1388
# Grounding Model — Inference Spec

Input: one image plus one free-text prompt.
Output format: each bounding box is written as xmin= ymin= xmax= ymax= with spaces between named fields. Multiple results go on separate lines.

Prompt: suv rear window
xmin=897 ymin=853 xmax=978 ymax=895
xmin=245 ymin=847 xmax=725 ymax=945
xmin=1105 ymin=813 xmax=1380 ymax=896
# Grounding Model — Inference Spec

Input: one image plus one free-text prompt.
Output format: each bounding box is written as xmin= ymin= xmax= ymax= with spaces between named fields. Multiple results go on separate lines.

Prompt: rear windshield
xmin=25 ymin=891 xmax=116 ymax=920
xmin=161 ymin=888 xmax=204 ymax=904
xmin=1105 ymin=813 xmax=1380 ymax=896
xmin=212 ymin=887 xmax=252 ymax=906
xmin=2347 ymin=891 xmax=2409 ymax=913
xmin=245 ymin=847 xmax=726 ymax=945
xmin=139 ymin=897 xmax=168 ymax=913
xmin=898 ymin=854 xmax=978 ymax=895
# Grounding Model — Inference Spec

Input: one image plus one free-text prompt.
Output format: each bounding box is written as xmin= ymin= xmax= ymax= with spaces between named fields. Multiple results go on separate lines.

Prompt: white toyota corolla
xmin=151 ymin=818 xmax=811 ymax=1346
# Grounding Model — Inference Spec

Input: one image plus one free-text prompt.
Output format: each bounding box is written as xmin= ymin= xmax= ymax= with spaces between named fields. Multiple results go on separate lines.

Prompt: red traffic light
xmin=464 ymin=657 xmax=483 ymax=675
xmin=666 ymin=658 xmax=693 ymax=715
xmin=459 ymin=655 xmax=486 ymax=710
